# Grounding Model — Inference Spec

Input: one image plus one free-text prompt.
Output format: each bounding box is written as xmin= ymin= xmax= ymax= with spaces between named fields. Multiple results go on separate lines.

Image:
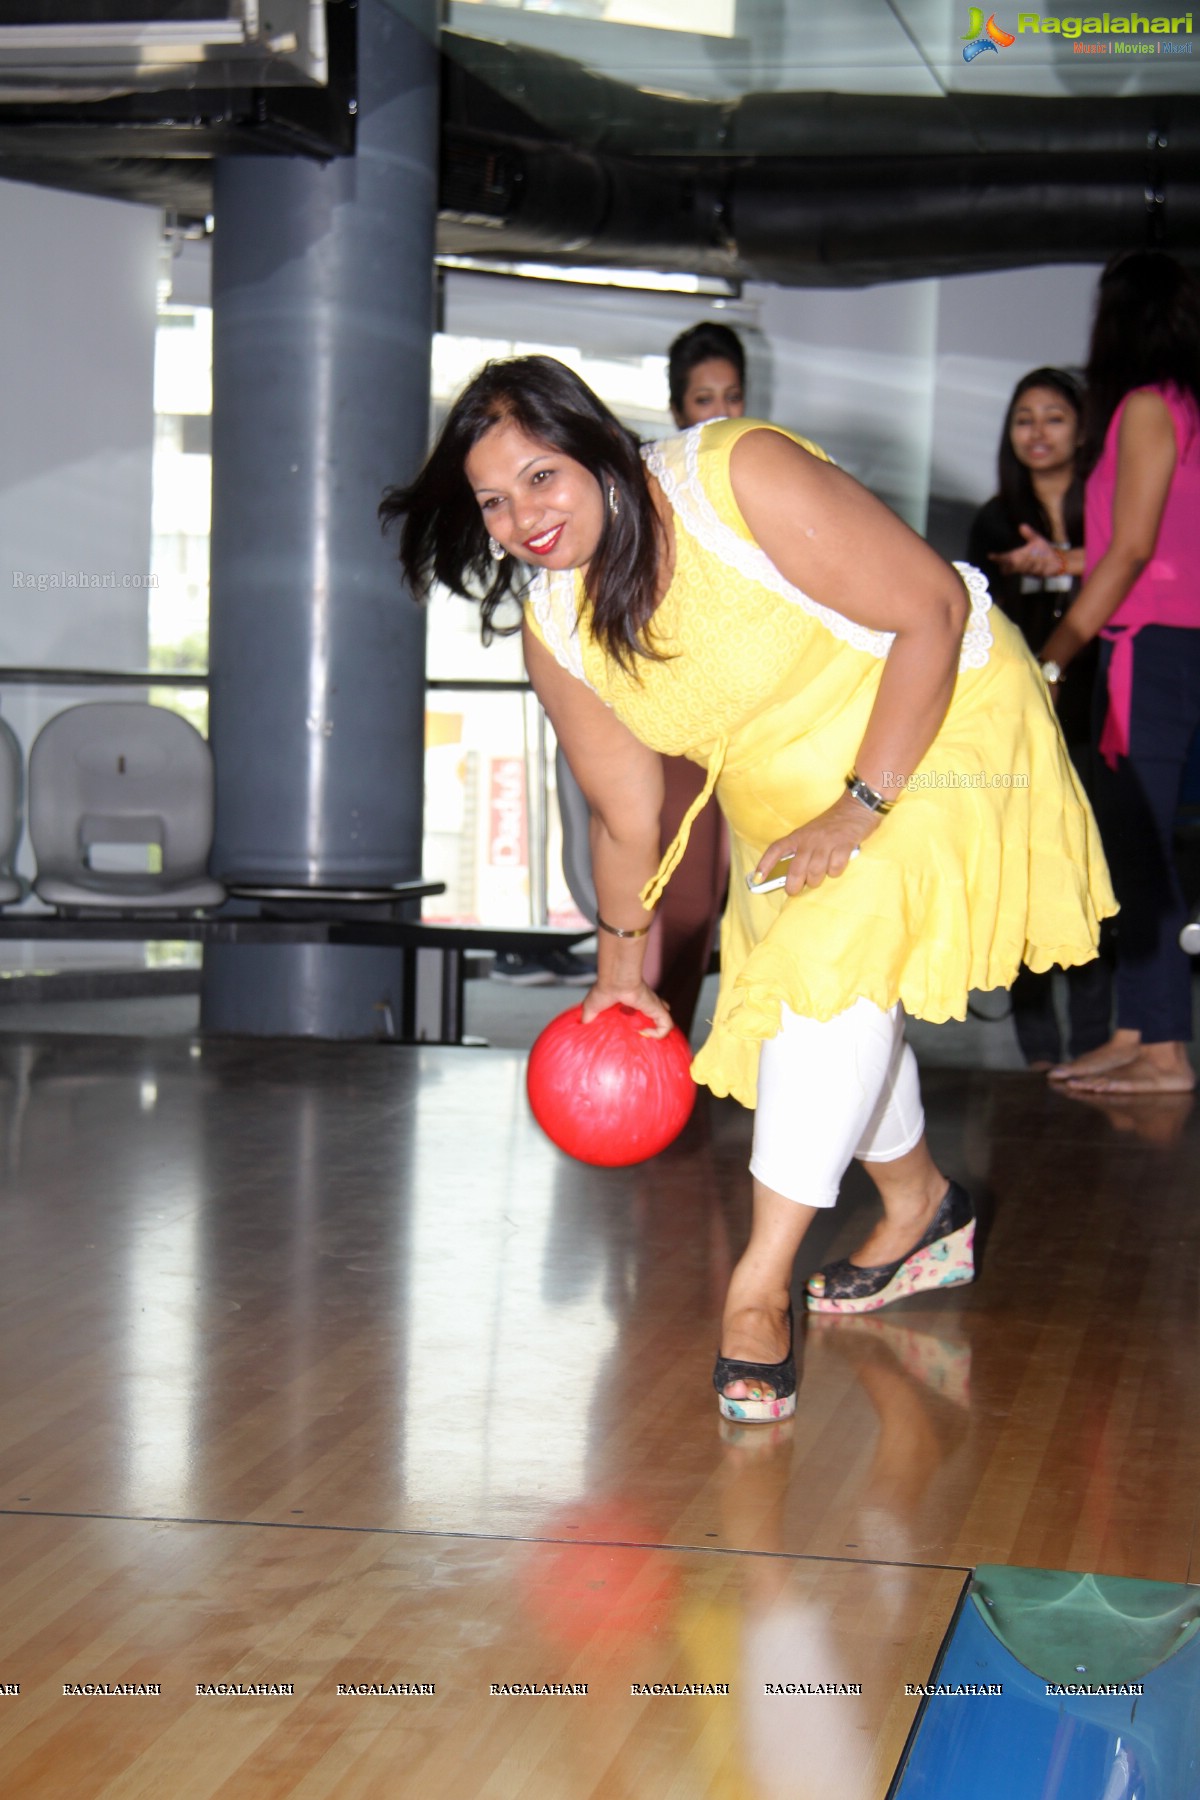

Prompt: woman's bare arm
xmin=730 ymin=429 xmax=969 ymax=893
xmin=522 ymin=622 xmax=672 ymax=1034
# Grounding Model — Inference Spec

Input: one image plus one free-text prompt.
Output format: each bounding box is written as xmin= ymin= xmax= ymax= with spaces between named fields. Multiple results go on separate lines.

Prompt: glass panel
xmin=451 ymin=0 xmax=736 ymax=32
xmin=424 ymin=688 xmax=589 ymax=928
xmin=150 ymin=301 xmax=211 ymax=738
xmin=444 ymin=1 xmax=1200 ymax=122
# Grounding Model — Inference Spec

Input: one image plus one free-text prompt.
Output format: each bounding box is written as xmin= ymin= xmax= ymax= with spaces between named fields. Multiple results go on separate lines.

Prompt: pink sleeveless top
xmin=1086 ymin=383 xmax=1200 ymax=765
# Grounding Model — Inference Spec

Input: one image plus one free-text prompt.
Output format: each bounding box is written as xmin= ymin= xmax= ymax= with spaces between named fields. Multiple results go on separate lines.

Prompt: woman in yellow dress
xmin=382 ymin=356 xmax=1115 ymax=1423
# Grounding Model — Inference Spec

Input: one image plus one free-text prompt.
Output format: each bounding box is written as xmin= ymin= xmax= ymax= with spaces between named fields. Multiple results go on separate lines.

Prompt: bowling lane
xmin=0 ymin=1511 xmax=964 ymax=1800
xmin=0 ymin=1036 xmax=1197 ymax=1583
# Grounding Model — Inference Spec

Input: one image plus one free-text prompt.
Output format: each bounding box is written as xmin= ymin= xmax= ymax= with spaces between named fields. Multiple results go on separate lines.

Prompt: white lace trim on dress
xmin=525 ymin=566 xmax=594 ymax=690
xmin=950 ymin=560 xmax=995 ymax=669
xmin=642 ymin=428 xmax=993 ymax=672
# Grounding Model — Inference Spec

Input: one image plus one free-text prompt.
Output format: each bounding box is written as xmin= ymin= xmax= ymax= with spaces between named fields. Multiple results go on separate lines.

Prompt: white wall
xmin=749 ymin=277 xmax=942 ymax=530
xmin=927 ymin=262 xmax=1100 ymax=551
xmin=0 ymin=177 xmax=159 ymax=670
xmin=0 ymin=176 xmax=160 ymax=960
xmin=750 ymin=261 xmax=1103 ymax=557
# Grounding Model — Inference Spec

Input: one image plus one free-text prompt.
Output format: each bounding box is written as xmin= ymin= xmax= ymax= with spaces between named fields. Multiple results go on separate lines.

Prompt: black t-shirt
xmin=967 ymin=494 xmax=1098 ymax=751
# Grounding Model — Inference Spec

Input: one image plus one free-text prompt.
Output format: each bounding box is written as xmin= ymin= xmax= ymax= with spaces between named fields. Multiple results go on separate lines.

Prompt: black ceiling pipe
xmin=440 ymin=127 xmax=732 ymax=266
xmin=729 ymin=90 xmax=1191 ymax=160
xmin=436 ymin=33 xmax=1200 ymax=281
xmin=728 ymin=153 xmax=1200 ymax=285
xmin=437 ymin=127 xmax=1200 ymax=284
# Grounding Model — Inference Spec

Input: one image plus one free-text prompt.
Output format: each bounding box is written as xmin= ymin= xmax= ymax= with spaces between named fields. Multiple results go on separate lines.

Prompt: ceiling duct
xmin=0 ymin=20 xmax=1195 ymax=285
xmin=439 ymin=34 xmax=1200 ymax=284
xmin=440 ymin=128 xmax=732 ymax=271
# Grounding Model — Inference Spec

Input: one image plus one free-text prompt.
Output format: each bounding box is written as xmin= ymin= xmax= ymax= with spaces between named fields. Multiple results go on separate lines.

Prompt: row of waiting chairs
xmin=0 ymin=701 xmax=226 ymax=911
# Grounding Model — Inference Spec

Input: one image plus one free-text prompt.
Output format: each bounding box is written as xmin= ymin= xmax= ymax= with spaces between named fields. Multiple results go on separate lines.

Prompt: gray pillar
xmin=203 ymin=0 xmax=437 ymax=1037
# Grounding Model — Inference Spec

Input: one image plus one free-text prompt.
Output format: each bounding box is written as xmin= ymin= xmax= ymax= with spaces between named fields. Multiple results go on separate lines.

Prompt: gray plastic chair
xmin=0 ymin=715 xmax=23 ymax=905
xmin=29 ymin=702 xmax=226 ymax=910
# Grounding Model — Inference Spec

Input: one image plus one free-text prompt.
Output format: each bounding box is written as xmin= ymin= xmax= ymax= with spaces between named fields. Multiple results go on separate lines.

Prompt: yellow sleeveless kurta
xmin=525 ymin=418 xmax=1117 ymax=1109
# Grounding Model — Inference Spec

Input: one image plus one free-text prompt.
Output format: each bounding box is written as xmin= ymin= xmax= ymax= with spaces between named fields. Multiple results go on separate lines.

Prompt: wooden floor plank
xmin=1 ymin=1034 xmax=1198 ymax=1791
xmin=0 ymin=1516 xmax=961 ymax=1799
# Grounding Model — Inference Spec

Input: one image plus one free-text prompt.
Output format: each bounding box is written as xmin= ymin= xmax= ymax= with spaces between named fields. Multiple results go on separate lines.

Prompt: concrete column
xmin=203 ymin=0 xmax=437 ymax=1037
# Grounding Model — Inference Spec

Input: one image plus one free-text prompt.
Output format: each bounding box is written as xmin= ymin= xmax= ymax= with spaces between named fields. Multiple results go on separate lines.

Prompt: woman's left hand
xmin=753 ymin=793 xmax=881 ymax=896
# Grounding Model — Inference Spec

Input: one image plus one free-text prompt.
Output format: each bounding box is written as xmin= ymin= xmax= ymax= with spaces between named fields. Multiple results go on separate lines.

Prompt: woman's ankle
xmin=1140 ymin=1039 xmax=1193 ymax=1070
xmin=722 ymin=1277 xmax=792 ymax=1324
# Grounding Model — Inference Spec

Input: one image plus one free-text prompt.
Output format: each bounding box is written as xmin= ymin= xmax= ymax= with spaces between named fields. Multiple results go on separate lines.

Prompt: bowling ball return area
xmin=526 ymin=1003 xmax=697 ymax=1167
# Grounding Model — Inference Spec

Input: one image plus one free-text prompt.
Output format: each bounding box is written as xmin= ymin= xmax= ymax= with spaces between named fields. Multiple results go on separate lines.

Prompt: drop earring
xmin=488 ymin=535 xmax=506 ymax=561
xmin=607 ymin=484 xmax=619 ymax=518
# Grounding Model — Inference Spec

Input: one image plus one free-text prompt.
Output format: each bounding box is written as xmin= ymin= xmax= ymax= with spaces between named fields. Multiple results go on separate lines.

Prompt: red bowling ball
xmin=526 ymin=1003 xmax=696 ymax=1167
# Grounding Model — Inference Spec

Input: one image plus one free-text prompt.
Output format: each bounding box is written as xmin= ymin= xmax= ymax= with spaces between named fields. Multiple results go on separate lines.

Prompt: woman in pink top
xmin=1038 ymin=251 xmax=1200 ymax=1094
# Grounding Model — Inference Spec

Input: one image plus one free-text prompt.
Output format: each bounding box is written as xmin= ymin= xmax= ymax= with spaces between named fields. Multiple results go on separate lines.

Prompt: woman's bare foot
xmin=1064 ymin=1040 xmax=1195 ymax=1095
xmin=1047 ymin=1029 xmax=1140 ymax=1082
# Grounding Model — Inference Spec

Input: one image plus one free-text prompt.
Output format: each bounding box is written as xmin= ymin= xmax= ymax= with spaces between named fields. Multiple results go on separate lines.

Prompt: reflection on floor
xmin=0 ymin=1026 xmax=1197 ymax=1794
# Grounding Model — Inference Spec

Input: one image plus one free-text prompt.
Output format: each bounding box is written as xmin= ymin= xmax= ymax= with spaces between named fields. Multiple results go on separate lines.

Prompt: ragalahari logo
xmin=962 ymin=9 xmax=1017 ymax=57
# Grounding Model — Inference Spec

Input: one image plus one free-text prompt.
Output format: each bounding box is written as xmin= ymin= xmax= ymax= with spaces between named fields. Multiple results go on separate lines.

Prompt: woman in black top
xmin=968 ymin=367 xmax=1111 ymax=1067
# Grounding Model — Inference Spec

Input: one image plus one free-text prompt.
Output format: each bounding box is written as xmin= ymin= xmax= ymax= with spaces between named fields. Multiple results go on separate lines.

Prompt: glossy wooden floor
xmin=0 ymin=1030 xmax=1197 ymax=1796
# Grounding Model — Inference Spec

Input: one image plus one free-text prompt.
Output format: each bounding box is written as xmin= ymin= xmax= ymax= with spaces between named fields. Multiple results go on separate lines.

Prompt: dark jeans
xmin=1011 ymin=958 xmax=1112 ymax=1065
xmin=1094 ymin=626 xmax=1200 ymax=1044
xmin=1012 ymin=738 xmax=1113 ymax=1064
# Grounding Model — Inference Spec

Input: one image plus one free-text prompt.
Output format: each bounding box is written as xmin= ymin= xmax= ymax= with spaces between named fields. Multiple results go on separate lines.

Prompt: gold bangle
xmin=596 ymin=914 xmax=652 ymax=939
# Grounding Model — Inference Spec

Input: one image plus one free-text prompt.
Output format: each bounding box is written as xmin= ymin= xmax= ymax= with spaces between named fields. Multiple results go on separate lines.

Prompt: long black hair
xmin=667 ymin=322 xmax=746 ymax=416
xmin=1081 ymin=250 xmax=1200 ymax=472
xmin=997 ymin=366 xmax=1085 ymax=548
xmin=379 ymin=355 xmax=665 ymax=669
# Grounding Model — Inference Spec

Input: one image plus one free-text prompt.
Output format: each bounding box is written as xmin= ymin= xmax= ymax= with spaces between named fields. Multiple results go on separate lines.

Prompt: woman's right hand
xmin=991 ymin=525 xmax=1063 ymax=577
xmin=581 ymin=980 xmax=675 ymax=1040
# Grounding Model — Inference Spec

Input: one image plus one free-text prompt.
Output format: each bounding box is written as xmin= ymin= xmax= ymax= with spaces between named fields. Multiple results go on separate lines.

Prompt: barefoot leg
xmin=1048 ymin=1028 xmax=1141 ymax=1082
xmin=1065 ymin=1039 xmax=1195 ymax=1094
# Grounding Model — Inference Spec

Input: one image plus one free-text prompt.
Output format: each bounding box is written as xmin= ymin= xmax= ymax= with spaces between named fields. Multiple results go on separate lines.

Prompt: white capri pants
xmin=750 ymin=998 xmax=925 ymax=1208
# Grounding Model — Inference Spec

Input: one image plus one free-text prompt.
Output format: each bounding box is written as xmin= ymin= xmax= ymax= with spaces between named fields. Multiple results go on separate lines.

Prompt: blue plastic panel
xmin=893 ymin=1575 xmax=1200 ymax=1799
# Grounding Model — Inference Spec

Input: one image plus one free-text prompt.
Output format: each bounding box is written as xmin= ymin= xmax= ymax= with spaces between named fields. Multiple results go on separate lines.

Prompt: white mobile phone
xmin=746 ymin=854 xmax=793 ymax=894
xmin=747 ymin=848 xmax=859 ymax=894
